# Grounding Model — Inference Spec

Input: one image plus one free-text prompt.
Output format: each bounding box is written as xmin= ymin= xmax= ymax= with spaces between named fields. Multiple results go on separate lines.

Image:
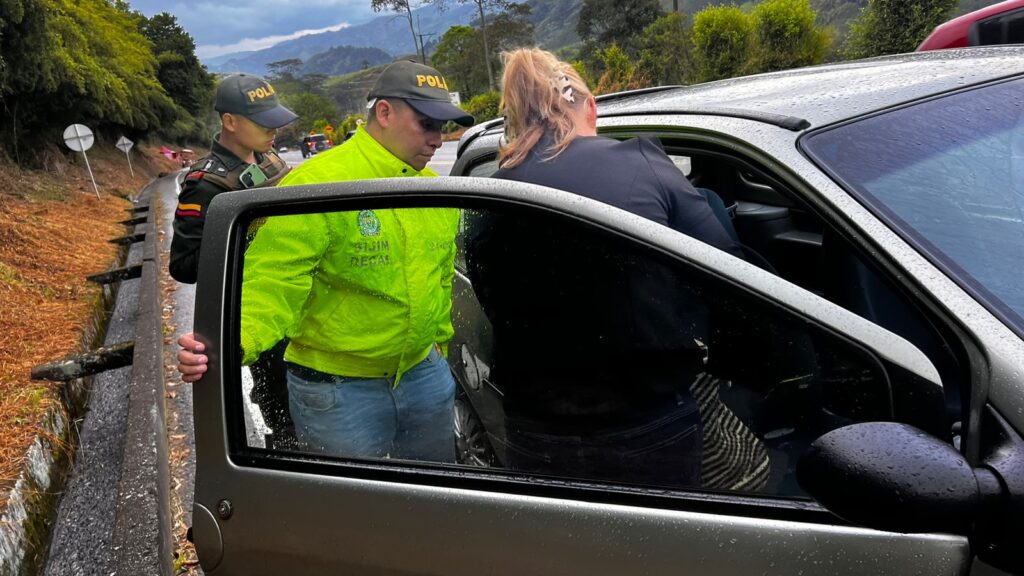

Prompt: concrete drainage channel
xmin=0 ymin=179 xmax=173 ymax=576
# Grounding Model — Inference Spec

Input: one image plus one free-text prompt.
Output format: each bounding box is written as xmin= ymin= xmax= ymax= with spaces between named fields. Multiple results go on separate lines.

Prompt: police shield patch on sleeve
xmin=358 ymin=210 xmax=381 ymax=237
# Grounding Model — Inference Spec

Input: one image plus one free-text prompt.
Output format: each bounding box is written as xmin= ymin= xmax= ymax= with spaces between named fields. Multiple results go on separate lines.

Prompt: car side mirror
xmin=797 ymin=422 xmax=995 ymax=533
xmin=798 ymin=421 xmax=1024 ymax=573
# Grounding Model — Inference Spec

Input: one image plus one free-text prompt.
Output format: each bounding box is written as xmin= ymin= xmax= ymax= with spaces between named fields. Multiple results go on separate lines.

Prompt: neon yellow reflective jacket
xmin=239 ymin=126 xmax=459 ymax=381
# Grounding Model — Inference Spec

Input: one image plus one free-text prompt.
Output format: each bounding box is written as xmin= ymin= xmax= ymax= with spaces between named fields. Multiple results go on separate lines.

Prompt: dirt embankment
xmin=0 ymin=144 xmax=181 ymax=508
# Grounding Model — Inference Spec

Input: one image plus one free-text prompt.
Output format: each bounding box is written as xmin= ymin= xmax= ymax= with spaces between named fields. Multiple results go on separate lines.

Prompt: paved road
xmin=429 ymin=140 xmax=458 ymax=176
xmin=43 ymin=179 xmax=163 ymax=576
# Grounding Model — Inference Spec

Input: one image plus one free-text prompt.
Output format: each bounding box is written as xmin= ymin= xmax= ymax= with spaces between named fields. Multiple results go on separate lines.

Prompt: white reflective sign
xmin=115 ymin=136 xmax=134 ymax=153
xmin=63 ymin=124 xmax=94 ymax=152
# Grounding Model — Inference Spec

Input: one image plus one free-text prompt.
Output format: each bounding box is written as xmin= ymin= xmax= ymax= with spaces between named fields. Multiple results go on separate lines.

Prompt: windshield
xmin=803 ymin=77 xmax=1024 ymax=337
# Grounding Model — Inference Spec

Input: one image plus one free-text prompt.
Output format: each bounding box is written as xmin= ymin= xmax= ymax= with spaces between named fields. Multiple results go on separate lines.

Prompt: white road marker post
xmin=116 ymin=136 xmax=135 ymax=178
xmin=63 ymin=124 xmax=99 ymax=199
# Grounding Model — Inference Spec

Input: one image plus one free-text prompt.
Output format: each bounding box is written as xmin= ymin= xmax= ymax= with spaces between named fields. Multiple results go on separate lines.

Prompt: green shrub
xmin=462 ymin=91 xmax=501 ymax=124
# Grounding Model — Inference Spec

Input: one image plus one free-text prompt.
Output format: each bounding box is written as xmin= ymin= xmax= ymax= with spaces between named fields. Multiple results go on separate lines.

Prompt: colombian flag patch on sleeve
xmin=176 ymin=203 xmax=202 ymax=217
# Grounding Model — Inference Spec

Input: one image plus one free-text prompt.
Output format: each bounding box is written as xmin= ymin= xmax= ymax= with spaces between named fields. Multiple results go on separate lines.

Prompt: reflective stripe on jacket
xmin=240 ymin=126 xmax=459 ymax=381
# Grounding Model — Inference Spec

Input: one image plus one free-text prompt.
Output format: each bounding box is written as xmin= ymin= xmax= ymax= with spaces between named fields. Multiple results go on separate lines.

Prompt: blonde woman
xmin=465 ymin=48 xmax=768 ymax=491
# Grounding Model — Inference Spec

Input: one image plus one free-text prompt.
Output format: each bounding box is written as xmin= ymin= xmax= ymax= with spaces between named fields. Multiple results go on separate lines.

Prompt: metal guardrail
xmin=23 ymin=177 xmax=173 ymax=576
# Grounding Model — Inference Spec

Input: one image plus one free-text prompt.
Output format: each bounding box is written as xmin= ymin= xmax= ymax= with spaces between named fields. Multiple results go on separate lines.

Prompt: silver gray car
xmin=190 ymin=47 xmax=1024 ymax=575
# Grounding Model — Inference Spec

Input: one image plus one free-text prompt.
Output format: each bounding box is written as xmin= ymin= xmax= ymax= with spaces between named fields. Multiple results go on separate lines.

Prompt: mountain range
xmin=203 ymin=0 xmax=987 ymax=77
xmin=205 ymin=3 xmax=477 ymax=75
xmin=301 ymin=45 xmax=394 ymax=76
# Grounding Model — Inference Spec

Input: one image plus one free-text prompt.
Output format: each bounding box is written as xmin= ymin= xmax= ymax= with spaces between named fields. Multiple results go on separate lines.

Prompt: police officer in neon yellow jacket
xmin=235 ymin=61 xmax=474 ymax=461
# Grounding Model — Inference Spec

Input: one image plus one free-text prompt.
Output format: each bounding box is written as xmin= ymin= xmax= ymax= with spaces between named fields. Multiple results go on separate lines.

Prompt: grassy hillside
xmin=303 ymin=45 xmax=393 ymax=76
xmin=0 ymin=144 xmax=180 ymax=510
xmin=324 ymin=66 xmax=389 ymax=116
xmin=529 ymin=0 xmax=585 ymax=49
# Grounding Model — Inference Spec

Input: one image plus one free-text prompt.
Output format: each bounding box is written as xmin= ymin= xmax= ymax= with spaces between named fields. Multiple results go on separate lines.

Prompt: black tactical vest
xmin=193 ymin=149 xmax=291 ymax=191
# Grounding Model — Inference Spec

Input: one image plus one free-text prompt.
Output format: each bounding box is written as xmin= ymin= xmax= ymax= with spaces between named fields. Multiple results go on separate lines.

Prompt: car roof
xmin=595 ymin=47 xmax=1024 ymax=130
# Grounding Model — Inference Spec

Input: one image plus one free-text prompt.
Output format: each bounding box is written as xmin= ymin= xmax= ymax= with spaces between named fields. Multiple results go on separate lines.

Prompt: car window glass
xmin=803 ymin=78 xmax=1024 ymax=337
xmin=669 ymin=154 xmax=692 ymax=177
xmin=975 ymin=8 xmax=1024 ymax=45
xmin=232 ymin=203 xmax=945 ymax=499
xmin=466 ymin=157 xmax=499 ymax=177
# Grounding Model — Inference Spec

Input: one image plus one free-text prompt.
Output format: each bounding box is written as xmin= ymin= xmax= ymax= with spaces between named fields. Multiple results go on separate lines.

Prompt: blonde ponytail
xmin=498 ymin=48 xmax=593 ymax=169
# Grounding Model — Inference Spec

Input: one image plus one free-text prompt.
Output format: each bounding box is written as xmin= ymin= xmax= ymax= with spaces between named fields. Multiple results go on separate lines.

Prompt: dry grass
xmin=0 ymin=145 xmax=180 ymax=508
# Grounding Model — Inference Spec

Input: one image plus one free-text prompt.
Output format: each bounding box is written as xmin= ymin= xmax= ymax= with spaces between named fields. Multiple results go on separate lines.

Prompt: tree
xmin=747 ymin=0 xmax=832 ymax=74
xmin=141 ymin=12 xmax=213 ymax=115
xmin=340 ymin=113 xmax=365 ymax=135
xmin=0 ymin=0 xmax=55 ymax=160
xmin=594 ymin=43 xmax=646 ymax=94
xmin=276 ymin=91 xmax=340 ymax=146
xmin=432 ymin=0 xmax=529 ymax=91
xmin=637 ymin=12 xmax=692 ymax=86
xmin=691 ymin=5 xmax=754 ymax=82
xmin=843 ymin=0 xmax=958 ymax=59
xmin=571 ymin=60 xmax=596 ymax=91
xmin=282 ymin=92 xmax=339 ymax=133
xmin=266 ymin=59 xmax=304 ymax=84
xmin=487 ymin=3 xmax=534 ymax=46
xmin=371 ymin=0 xmax=431 ymax=63
xmin=0 ymin=0 xmax=208 ymax=160
xmin=266 ymin=59 xmax=326 ymax=103
xmin=432 ymin=6 xmax=532 ymax=99
xmin=470 ymin=0 xmax=508 ymax=90
xmin=300 ymin=73 xmax=331 ymax=93
xmin=432 ymin=25 xmax=487 ymax=97
xmin=53 ymin=0 xmax=177 ymax=128
xmin=481 ymin=3 xmax=534 ymax=76
xmin=461 ymin=90 xmax=500 ymax=123
xmin=577 ymin=0 xmax=663 ymax=58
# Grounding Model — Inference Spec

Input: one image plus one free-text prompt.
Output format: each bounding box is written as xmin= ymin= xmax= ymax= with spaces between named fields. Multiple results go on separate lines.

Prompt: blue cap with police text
xmin=215 ymin=74 xmax=298 ymax=129
xmin=368 ymin=61 xmax=474 ymax=127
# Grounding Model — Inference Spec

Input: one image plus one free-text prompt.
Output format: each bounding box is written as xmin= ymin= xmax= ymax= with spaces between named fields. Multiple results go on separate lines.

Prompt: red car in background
xmin=918 ymin=0 xmax=1024 ymax=50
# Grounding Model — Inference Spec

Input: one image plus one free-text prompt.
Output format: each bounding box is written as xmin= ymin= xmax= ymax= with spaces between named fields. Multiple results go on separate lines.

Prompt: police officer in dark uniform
xmin=170 ymin=73 xmax=297 ymax=449
xmin=170 ymin=73 xmax=295 ymax=282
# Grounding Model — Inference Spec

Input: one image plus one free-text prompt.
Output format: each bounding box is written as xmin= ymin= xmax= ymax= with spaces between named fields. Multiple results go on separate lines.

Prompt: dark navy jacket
xmin=493 ymin=135 xmax=745 ymax=259
xmin=465 ymin=135 xmax=747 ymax=423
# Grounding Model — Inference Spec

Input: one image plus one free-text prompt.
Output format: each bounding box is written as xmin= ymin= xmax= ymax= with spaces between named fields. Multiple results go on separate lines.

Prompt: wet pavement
xmin=42 ymin=183 xmax=153 ymax=576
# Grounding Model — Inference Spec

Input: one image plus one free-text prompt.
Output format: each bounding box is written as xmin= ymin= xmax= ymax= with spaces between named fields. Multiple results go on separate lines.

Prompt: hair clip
xmin=557 ymin=75 xmax=575 ymax=103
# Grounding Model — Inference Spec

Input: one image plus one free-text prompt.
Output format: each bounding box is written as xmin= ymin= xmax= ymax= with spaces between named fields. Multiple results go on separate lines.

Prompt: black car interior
xmin=659 ymin=139 xmax=968 ymax=432
xmin=456 ymin=130 xmax=974 ymax=483
xmin=453 ymin=133 xmax=972 ymax=495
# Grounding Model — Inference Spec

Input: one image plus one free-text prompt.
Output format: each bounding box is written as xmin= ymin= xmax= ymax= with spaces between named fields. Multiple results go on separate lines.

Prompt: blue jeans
xmin=286 ymin=346 xmax=456 ymax=462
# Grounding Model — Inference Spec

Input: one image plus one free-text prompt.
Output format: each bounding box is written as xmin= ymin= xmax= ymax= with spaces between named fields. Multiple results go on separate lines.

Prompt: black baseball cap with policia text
xmin=367 ymin=61 xmax=474 ymax=127
xmin=215 ymin=74 xmax=298 ymax=129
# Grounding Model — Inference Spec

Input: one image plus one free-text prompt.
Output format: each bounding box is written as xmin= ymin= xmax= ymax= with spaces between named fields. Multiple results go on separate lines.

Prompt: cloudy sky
xmin=128 ymin=0 xmax=382 ymax=59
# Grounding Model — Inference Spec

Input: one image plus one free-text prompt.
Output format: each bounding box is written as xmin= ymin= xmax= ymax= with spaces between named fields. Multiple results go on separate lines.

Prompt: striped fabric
xmin=690 ymin=372 xmax=771 ymax=492
xmin=176 ymin=203 xmax=202 ymax=218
